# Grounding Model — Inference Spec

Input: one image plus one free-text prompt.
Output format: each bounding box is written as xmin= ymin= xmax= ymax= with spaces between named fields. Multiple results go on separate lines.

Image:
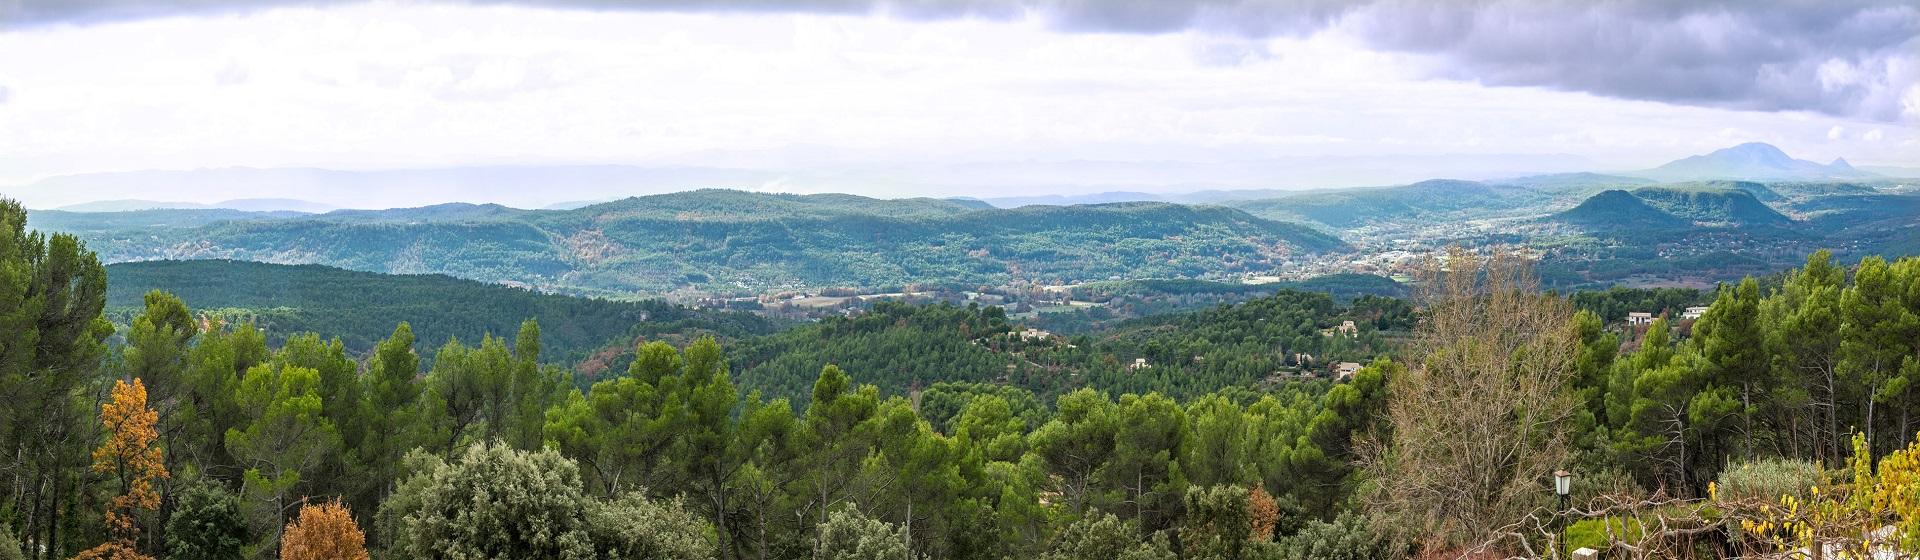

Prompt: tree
xmin=1839 ymin=256 xmax=1920 ymax=457
xmin=1179 ymin=485 xmax=1250 ymax=560
xmin=360 ymin=323 xmax=422 ymax=508
xmin=278 ymin=501 xmax=367 ymax=560
xmin=816 ymin=508 xmax=915 ymax=560
xmin=1760 ymin=251 xmax=1846 ymax=462
xmin=0 ymin=198 xmax=113 ymax=560
xmin=1360 ymin=250 xmax=1580 ymax=550
xmin=1691 ymin=278 xmax=1768 ymax=458
xmin=788 ymin=364 xmax=880 ymax=558
xmin=163 ymin=481 xmax=248 ymax=560
xmin=1246 ymin=484 xmax=1279 ymax=542
xmin=223 ymin=363 xmax=339 ymax=551
xmin=544 ymin=340 xmax=687 ymax=498
xmin=74 ymin=379 xmax=169 ymax=560
xmin=1106 ymin=392 xmax=1186 ymax=532
xmin=1183 ymin=394 xmax=1245 ymax=489
xmin=1028 ymin=389 xmax=1116 ymax=514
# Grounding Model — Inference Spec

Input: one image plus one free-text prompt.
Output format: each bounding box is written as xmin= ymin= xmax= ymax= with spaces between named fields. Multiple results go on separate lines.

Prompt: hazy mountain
xmin=54 ymin=197 xmax=338 ymax=213
xmin=1638 ymin=143 xmax=1880 ymax=181
xmin=1226 ymin=179 xmax=1561 ymax=228
xmin=10 ymin=165 xmax=778 ymax=211
xmin=977 ymin=192 xmax=1167 ymax=207
xmin=1862 ymin=166 xmax=1920 ymax=178
xmin=1489 ymin=172 xmax=1656 ymax=189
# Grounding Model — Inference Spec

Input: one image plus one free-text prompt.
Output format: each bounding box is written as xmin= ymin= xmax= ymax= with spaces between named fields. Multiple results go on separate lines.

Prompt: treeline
xmin=1574 ymin=250 xmax=1920 ymax=492
xmin=104 ymin=260 xmax=776 ymax=365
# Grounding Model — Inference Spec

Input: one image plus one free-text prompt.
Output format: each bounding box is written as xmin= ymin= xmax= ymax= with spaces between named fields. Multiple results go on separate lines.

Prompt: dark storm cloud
xmin=4 ymin=0 xmax=1914 ymax=121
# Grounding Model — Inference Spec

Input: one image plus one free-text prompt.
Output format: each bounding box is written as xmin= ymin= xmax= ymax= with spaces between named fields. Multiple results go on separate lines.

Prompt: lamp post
xmin=1554 ymin=469 xmax=1572 ymax=559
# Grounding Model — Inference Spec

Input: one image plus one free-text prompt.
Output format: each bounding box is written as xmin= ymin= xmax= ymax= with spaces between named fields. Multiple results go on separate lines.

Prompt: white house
xmin=1626 ymin=312 xmax=1655 ymax=327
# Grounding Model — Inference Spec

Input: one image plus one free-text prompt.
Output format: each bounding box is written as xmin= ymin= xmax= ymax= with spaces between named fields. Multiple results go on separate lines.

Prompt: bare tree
xmin=1360 ymin=248 xmax=1582 ymax=553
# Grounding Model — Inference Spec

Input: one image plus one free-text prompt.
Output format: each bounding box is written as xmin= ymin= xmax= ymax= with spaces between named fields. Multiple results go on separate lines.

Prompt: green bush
xmin=1566 ymin=516 xmax=1645 ymax=552
xmin=0 ymin=522 xmax=23 ymax=560
xmin=816 ymin=508 xmax=916 ymax=560
xmin=1038 ymin=513 xmax=1175 ymax=560
xmin=165 ymin=480 xmax=251 ymax=560
xmin=1714 ymin=457 xmax=1826 ymax=503
xmin=1272 ymin=513 xmax=1401 ymax=560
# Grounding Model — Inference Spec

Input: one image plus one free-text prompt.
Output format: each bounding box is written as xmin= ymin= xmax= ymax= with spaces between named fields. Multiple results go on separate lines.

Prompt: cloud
xmin=3 ymin=0 xmax=1915 ymax=122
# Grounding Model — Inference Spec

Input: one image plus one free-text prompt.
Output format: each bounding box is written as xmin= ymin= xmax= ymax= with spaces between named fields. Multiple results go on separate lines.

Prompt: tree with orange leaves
xmin=280 ymin=500 xmax=369 ymax=560
xmin=73 ymin=379 xmax=169 ymax=560
xmin=1247 ymin=483 xmax=1280 ymax=542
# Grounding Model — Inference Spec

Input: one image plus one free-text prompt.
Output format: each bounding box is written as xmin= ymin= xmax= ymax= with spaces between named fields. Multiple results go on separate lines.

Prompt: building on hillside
xmin=1129 ymin=358 xmax=1150 ymax=371
xmin=1682 ymin=306 xmax=1710 ymax=320
xmin=1335 ymin=362 xmax=1363 ymax=380
xmin=1321 ymin=320 xmax=1359 ymax=338
xmin=1626 ymin=312 xmax=1655 ymax=327
xmin=1018 ymin=327 xmax=1054 ymax=341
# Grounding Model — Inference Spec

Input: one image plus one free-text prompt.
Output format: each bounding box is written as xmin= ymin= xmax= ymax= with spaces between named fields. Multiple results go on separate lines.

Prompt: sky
xmin=0 ymin=0 xmax=1916 ymax=205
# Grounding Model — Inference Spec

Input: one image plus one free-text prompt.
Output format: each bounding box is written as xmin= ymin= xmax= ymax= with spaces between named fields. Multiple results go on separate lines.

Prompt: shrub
xmin=817 ymin=508 xmax=915 ymax=560
xmin=0 ymin=523 xmax=23 ymax=560
xmin=164 ymin=480 xmax=250 ymax=560
xmin=1714 ymin=458 xmax=1826 ymax=503
xmin=1038 ymin=513 xmax=1175 ymax=560
xmin=377 ymin=442 xmax=715 ymax=560
xmin=1273 ymin=513 xmax=1402 ymax=560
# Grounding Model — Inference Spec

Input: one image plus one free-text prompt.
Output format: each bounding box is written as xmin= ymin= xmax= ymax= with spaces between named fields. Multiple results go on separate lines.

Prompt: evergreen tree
xmin=163 ymin=480 xmax=249 ymax=560
xmin=0 ymin=198 xmax=112 ymax=559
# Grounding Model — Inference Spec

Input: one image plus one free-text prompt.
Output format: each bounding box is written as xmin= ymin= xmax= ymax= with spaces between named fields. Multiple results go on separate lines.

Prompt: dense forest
xmin=102 ymin=260 xmax=776 ymax=364
xmin=10 ymin=196 xmax=1920 ymax=560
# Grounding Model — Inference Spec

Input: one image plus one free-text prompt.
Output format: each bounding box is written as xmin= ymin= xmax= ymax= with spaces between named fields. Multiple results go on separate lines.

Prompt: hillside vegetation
xmin=43 ymin=190 xmax=1348 ymax=296
xmin=104 ymin=259 xmax=775 ymax=364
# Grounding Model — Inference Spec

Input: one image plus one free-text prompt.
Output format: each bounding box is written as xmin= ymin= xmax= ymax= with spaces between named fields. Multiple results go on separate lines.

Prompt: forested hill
xmin=730 ymin=289 xmax=1408 ymax=405
xmin=41 ymin=189 xmax=1348 ymax=296
xmin=104 ymin=259 xmax=775 ymax=363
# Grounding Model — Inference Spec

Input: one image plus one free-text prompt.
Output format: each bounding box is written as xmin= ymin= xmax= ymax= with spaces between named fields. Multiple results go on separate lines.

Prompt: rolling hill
xmin=44 ymin=190 xmax=1349 ymax=296
xmin=1629 ymin=186 xmax=1794 ymax=227
xmin=1550 ymin=189 xmax=1693 ymax=230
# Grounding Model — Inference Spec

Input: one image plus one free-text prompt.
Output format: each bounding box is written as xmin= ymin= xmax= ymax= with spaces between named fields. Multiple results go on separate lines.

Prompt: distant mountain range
xmin=10 ymin=142 xmax=1904 ymax=213
xmin=1634 ymin=142 xmax=1880 ymax=182
xmin=57 ymin=198 xmax=338 ymax=213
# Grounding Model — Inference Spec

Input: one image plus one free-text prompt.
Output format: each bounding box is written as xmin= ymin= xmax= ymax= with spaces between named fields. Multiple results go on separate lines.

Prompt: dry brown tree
xmin=1360 ymin=248 xmax=1582 ymax=555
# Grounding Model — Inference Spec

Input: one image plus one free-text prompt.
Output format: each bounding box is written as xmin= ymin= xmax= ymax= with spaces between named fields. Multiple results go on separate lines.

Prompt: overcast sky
xmin=0 ymin=0 xmax=1916 ymax=202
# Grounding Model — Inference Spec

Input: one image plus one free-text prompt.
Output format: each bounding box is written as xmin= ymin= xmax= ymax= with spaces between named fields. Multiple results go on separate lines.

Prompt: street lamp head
xmin=1554 ymin=469 xmax=1572 ymax=496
